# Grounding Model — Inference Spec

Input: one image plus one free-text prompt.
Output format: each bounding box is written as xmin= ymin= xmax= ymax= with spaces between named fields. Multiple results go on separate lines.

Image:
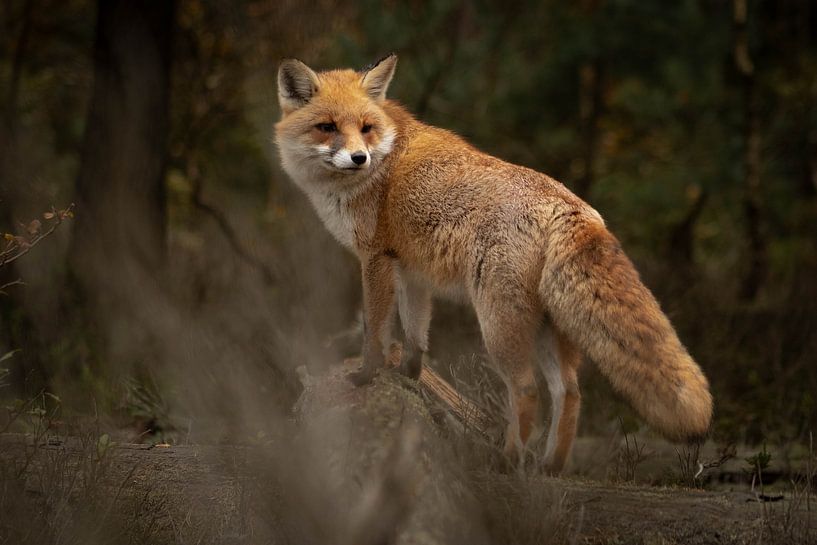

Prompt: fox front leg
xmin=348 ymin=253 xmax=396 ymax=386
xmin=396 ymin=270 xmax=432 ymax=379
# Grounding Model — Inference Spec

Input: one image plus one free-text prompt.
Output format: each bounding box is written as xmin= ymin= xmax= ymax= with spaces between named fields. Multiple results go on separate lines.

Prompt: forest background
xmin=1 ymin=0 xmax=816 ymax=456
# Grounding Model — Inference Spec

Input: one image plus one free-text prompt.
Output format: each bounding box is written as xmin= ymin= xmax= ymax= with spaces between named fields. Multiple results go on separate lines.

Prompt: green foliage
xmin=745 ymin=441 xmax=773 ymax=479
xmin=123 ymin=375 xmax=176 ymax=445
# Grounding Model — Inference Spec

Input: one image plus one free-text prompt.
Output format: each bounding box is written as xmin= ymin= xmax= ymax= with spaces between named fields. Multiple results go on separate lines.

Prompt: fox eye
xmin=315 ymin=122 xmax=336 ymax=133
xmin=361 ymin=124 xmax=373 ymax=134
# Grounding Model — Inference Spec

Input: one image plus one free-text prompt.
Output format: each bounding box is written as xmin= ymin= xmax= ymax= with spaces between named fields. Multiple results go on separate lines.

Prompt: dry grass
xmin=0 ymin=431 xmax=156 ymax=544
xmin=755 ymin=433 xmax=815 ymax=545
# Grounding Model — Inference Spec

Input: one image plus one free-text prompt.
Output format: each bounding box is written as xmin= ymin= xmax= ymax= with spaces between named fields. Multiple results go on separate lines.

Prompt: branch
xmin=190 ymin=193 xmax=276 ymax=286
xmin=341 ymin=343 xmax=493 ymax=435
xmin=0 ymin=203 xmax=74 ymax=269
xmin=0 ymin=278 xmax=25 ymax=295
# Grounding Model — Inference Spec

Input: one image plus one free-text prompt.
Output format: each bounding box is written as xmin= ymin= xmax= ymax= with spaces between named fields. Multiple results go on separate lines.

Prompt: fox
xmin=275 ymin=54 xmax=713 ymax=472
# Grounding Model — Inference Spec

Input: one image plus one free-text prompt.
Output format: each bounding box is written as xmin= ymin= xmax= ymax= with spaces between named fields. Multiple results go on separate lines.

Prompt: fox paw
xmin=399 ymin=349 xmax=425 ymax=380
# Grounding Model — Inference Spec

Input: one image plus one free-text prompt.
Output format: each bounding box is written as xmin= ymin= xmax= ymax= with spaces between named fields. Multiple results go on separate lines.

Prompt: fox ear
xmin=278 ymin=59 xmax=319 ymax=112
xmin=360 ymin=54 xmax=397 ymax=101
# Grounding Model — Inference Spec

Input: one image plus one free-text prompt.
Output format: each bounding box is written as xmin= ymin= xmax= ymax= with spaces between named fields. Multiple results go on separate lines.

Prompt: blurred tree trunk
xmin=0 ymin=0 xmax=50 ymax=393
xmin=0 ymin=0 xmax=34 ymax=235
xmin=67 ymin=0 xmax=175 ymax=384
xmin=666 ymin=188 xmax=708 ymax=283
xmin=575 ymin=58 xmax=603 ymax=200
xmin=414 ymin=0 xmax=467 ymax=119
xmin=573 ymin=0 xmax=603 ymax=201
xmin=733 ymin=0 xmax=767 ymax=301
xmin=71 ymin=0 xmax=175 ymax=296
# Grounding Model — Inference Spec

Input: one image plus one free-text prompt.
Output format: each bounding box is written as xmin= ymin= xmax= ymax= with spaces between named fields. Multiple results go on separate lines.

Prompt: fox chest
xmin=307 ymin=189 xmax=375 ymax=251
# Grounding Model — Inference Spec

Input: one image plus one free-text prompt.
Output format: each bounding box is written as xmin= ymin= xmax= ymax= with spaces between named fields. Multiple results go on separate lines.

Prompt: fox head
xmin=275 ymin=55 xmax=398 ymax=181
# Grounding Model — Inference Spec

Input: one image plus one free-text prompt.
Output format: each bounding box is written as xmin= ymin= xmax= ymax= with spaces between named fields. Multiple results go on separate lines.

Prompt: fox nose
xmin=350 ymin=151 xmax=368 ymax=165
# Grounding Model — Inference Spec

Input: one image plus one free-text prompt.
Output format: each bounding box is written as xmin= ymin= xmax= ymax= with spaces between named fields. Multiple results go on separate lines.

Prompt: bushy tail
xmin=539 ymin=220 xmax=712 ymax=441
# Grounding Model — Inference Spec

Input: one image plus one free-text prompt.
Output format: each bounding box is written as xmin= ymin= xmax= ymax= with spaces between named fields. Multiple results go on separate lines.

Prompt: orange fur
xmin=275 ymin=55 xmax=713 ymax=472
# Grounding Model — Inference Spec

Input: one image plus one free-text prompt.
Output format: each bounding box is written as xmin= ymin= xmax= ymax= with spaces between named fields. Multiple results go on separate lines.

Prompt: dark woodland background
xmin=1 ymin=0 xmax=816 ymax=450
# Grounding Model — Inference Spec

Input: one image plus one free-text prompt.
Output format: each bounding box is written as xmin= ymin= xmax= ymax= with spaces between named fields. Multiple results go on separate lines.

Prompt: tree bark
xmin=575 ymin=59 xmax=603 ymax=200
xmin=574 ymin=0 xmax=604 ymax=200
xmin=71 ymin=0 xmax=175 ymax=291
xmin=733 ymin=0 xmax=767 ymax=301
xmin=666 ymin=188 xmax=708 ymax=281
xmin=0 ymin=0 xmax=48 ymax=394
xmin=0 ymin=0 xmax=35 ymax=233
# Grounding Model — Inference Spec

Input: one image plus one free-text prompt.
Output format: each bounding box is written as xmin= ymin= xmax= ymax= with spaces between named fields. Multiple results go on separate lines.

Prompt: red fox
xmin=275 ymin=54 xmax=713 ymax=472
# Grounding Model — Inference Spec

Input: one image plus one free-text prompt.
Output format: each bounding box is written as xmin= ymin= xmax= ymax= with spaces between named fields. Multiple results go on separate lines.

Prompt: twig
xmin=701 ymin=443 xmax=737 ymax=471
xmin=0 ymin=203 xmax=74 ymax=268
xmin=340 ymin=344 xmax=492 ymax=436
xmin=617 ymin=423 xmax=651 ymax=482
xmin=418 ymin=362 xmax=492 ymax=434
xmin=0 ymin=278 xmax=24 ymax=294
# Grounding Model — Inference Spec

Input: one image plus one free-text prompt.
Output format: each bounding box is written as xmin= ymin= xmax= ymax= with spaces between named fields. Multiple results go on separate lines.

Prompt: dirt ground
xmin=1 ymin=361 xmax=814 ymax=544
xmin=2 ymin=435 xmax=806 ymax=544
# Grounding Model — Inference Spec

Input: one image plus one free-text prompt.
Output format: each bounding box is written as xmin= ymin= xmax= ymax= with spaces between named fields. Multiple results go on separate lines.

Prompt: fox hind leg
xmin=473 ymin=294 xmax=540 ymax=464
xmin=540 ymin=325 xmax=582 ymax=473
xmin=396 ymin=271 xmax=432 ymax=379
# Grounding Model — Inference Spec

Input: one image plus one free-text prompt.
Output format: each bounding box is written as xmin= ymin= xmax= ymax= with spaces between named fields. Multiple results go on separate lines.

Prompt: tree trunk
xmin=574 ymin=0 xmax=604 ymax=200
xmin=0 ymin=0 xmax=35 ymax=240
xmin=71 ymin=0 xmax=175 ymax=290
xmin=575 ymin=59 xmax=603 ymax=200
xmin=666 ymin=188 xmax=708 ymax=284
xmin=733 ymin=0 xmax=767 ymax=301
xmin=65 ymin=0 xmax=175 ymax=383
xmin=0 ymin=0 xmax=49 ymax=394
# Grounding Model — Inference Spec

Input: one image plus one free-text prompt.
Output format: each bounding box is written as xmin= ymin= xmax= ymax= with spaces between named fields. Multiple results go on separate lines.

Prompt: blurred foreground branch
xmin=0 ymin=203 xmax=74 ymax=271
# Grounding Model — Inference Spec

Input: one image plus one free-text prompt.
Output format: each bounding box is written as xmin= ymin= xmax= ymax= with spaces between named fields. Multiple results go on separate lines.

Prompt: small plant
xmin=745 ymin=441 xmax=773 ymax=492
xmin=2 ymin=389 xmax=60 ymax=435
xmin=0 ymin=418 xmax=152 ymax=544
xmin=0 ymin=350 xmax=16 ymax=389
xmin=675 ymin=442 xmax=704 ymax=488
xmin=755 ymin=435 xmax=814 ymax=544
xmin=674 ymin=442 xmax=736 ymax=488
xmin=123 ymin=374 xmax=176 ymax=444
xmin=612 ymin=418 xmax=652 ymax=482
